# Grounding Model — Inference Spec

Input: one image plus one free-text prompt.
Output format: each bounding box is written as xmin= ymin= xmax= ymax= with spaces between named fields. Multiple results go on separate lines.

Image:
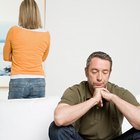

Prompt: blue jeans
xmin=49 ymin=122 xmax=84 ymax=140
xmin=8 ymin=78 xmax=45 ymax=99
xmin=113 ymin=127 xmax=140 ymax=140
xmin=49 ymin=121 xmax=140 ymax=140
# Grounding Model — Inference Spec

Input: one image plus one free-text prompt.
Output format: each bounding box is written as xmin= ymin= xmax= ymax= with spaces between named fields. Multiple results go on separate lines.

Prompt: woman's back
xmin=3 ymin=26 xmax=50 ymax=75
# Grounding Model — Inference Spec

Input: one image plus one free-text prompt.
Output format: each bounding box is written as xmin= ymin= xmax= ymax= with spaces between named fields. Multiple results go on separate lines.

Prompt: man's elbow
xmin=131 ymin=119 xmax=140 ymax=130
xmin=54 ymin=113 xmax=66 ymax=126
xmin=54 ymin=103 xmax=71 ymax=126
xmin=133 ymin=123 xmax=140 ymax=130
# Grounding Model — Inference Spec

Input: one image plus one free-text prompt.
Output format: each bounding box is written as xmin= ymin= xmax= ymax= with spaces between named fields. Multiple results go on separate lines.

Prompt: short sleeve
xmin=59 ymin=87 xmax=81 ymax=105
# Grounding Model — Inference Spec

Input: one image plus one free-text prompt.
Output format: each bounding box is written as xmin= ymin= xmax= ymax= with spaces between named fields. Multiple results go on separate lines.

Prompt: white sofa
xmin=0 ymin=96 xmax=60 ymax=140
xmin=0 ymin=95 xmax=139 ymax=140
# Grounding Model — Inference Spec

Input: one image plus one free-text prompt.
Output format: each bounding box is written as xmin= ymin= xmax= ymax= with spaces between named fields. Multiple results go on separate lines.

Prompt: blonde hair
xmin=18 ymin=0 xmax=42 ymax=29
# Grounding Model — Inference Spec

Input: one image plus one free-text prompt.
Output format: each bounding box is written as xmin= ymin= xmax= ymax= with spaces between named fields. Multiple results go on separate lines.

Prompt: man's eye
xmin=103 ymin=71 xmax=109 ymax=74
xmin=92 ymin=70 xmax=97 ymax=73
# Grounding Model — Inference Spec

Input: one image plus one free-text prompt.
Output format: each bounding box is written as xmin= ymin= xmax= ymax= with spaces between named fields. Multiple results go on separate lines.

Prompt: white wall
xmin=45 ymin=0 xmax=140 ymax=97
xmin=0 ymin=0 xmax=140 ymax=98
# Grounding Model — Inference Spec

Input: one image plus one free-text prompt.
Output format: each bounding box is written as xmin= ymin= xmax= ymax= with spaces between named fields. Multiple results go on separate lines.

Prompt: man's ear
xmin=85 ymin=67 xmax=88 ymax=77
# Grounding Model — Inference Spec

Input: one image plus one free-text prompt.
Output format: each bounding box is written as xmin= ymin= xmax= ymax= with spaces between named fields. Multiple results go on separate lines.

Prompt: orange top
xmin=3 ymin=26 xmax=50 ymax=76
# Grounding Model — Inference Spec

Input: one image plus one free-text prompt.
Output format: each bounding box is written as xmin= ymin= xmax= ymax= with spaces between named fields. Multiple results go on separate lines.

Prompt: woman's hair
xmin=18 ymin=0 xmax=42 ymax=29
xmin=86 ymin=51 xmax=113 ymax=71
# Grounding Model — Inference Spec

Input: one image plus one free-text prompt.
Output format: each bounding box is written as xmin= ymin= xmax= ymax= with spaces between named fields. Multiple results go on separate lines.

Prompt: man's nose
xmin=97 ymin=72 xmax=102 ymax=81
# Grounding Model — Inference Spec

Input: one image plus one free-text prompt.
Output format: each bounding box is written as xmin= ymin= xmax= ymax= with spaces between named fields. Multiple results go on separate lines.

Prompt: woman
xmin=3 ymin=0 xmax=50 ymax=99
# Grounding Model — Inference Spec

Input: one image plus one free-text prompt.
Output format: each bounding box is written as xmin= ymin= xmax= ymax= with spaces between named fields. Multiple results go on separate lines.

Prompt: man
xmin=49 ymin=51 xmax=140 ymax=140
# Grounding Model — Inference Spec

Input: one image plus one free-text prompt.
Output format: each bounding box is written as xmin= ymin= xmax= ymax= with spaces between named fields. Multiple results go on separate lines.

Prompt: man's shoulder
xmin=69 ymin=81 xmax=88 ymax=91
xmin=107 ymin=82 xmax=128 ymax=93
xmin=59 ymin=81 xmax=89 ymax=105
xmin=108 ymin=82 xmax=140 ymax=106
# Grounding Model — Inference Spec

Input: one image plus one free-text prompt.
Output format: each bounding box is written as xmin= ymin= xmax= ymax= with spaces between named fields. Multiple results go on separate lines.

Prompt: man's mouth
xmin=94 ymin=84 xmax=104 ymax=88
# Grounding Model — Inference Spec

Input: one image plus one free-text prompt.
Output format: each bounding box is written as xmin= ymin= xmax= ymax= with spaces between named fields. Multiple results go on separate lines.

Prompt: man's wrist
xmin=110 ymin=94 xmax=117 ymax=102
xmin=90 ymin=97 xmax=99 ymax=106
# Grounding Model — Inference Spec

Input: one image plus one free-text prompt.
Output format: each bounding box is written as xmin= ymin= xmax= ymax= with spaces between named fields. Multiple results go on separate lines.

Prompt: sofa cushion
xmin=0 ymin=96 xmax=60 ymax=140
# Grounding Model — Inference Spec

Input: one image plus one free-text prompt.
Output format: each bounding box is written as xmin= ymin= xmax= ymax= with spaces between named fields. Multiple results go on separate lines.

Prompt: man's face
xmin=85 ymin=57 xmax=111 ymax=89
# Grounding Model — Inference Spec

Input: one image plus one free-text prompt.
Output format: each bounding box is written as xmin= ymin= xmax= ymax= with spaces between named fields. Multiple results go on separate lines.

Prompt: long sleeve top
xmin=3 ymin=26 xmax=50 ymax=76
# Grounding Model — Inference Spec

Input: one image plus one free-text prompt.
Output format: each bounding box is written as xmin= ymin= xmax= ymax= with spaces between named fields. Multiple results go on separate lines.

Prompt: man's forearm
xmin=54 ymin=97 xmax=99 ymax=126
xmin=111 ymin=94 xmax=140 ymax=130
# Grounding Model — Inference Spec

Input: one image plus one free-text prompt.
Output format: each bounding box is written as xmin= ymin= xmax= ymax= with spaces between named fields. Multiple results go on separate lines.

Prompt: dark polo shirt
xmin=59 ymin=81 xmax=140 ymax=140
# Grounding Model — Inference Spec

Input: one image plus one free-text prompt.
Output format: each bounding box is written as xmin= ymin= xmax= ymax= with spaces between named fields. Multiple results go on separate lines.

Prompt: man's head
xmin=85 ymin=51 xmax=112 ymax=89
